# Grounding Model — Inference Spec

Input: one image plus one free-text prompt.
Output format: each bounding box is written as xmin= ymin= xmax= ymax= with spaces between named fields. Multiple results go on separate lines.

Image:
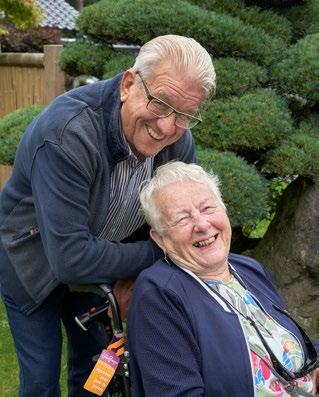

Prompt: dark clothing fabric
xmin=0 ymin=73 xmax=195 ymax=314
xmin=2 ymin=286 xmax=109 ymax=397
xmin=0 ymin=73 xmax=195 ymax=397
xmin=127 ymin=253 xmax=316 ymax=397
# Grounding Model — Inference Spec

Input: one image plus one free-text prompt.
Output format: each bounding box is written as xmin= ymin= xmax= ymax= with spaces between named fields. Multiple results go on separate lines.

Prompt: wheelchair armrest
xmin=68 ymin=283 xmax=113 ymax=298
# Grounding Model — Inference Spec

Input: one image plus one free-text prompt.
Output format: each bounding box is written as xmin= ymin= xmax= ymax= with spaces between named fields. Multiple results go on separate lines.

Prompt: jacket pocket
xmin=0 ymin=197 xmax=58 ymax=304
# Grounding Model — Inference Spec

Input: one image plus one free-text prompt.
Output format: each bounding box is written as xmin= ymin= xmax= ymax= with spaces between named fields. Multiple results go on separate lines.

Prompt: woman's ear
xmin=150 ymin=229 xmax=166 ymax=252
xmin=120 ymin=69 xmax=136 ymax=102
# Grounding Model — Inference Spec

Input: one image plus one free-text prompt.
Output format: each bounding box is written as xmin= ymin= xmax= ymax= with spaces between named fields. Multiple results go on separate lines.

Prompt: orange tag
xmin=84 ymin=349 xmax=120 ymax=396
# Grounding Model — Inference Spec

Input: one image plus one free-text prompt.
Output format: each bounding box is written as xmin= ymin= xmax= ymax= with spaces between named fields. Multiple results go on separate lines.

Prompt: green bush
xmin=214 ymin=58 xmax=268 ymax=98
xmin=0 ymin=105 xmax=45 ymax=165
xmin=193 ymin=89 xmax=293 ymax=152
xmin=197 ymin=148 xmax=269 ymax=227
xmin=102 ymin=53 xmax=136 ymax=80
xmin=235 ymin=7 xmax=292 ymax=43
xmin=189 ymin=0 xmax=292 ymax=43
xmin=188 ymin=0 xmax=245 ymax=14
xmin=245 ymin=0 xmax=304 ymax=7
xmin=263 ymin=133 xmax=319 ymax=181
xmin=77 ymin=0 xmax=286 ymax=65
xmin=59 ymin=40 xmax=115 ymax=78
xmin=282 ymin=0 xmax=319 ymax=39
xmin=271 ymin=33 xmax=319 ymax=103
xmin=297 ymin=113 xmax=319 ymax=137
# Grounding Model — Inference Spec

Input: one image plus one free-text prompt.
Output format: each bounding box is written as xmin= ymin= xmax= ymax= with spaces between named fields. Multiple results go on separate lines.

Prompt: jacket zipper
xmin=12 ymin=226 xmax=39 ymax=241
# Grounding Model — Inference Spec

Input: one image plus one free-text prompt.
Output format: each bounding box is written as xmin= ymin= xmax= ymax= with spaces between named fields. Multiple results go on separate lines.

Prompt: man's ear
xmin=120 ymin=69 xmax=136 ymax=102
xmin=150 ymin=228 xmax=166 ymax=252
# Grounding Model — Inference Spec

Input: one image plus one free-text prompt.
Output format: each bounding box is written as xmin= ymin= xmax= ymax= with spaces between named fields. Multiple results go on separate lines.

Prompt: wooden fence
xmin=0 ymin=45 xmax=66 ymax=189
xmin=0 ymin=165 xmax=12 ymax=190
xmin=0 ymin=45 xmax=65 ymax=117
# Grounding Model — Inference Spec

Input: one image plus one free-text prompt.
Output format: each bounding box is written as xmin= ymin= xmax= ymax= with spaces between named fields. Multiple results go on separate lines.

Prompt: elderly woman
xmin=127 ymin=161 xmax=318 ymax=397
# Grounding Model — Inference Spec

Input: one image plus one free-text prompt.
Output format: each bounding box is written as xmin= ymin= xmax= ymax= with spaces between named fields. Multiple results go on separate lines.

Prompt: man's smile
xmin=146 ymin=125 xmax=165 ymax=141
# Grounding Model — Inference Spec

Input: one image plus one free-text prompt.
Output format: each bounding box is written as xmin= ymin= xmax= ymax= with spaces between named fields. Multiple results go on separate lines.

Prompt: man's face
xmin=120 ymin=63 xmax=204 ymax=157
xmin=150 ymin=179 xmax=232 ymax=280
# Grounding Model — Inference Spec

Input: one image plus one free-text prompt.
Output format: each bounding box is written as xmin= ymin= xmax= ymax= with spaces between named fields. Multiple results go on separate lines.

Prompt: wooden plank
xmin=43 ymin=45 xmax=65 ymax=105
xmin=0 ymin=46 xmax=65 ymax=117
xmin=0 ymin=164 xmax=13 ymax=191
xmin=0 ymin=53 xmax=44 ymax=67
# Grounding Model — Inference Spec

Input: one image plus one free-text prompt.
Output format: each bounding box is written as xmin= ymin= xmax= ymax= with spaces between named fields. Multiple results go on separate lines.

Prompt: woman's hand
xmin=311 ymin=367 xmax=319 ymax=395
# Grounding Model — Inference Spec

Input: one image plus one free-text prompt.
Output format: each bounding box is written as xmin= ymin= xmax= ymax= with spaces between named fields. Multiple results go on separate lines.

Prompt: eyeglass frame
xmin=258 ymin=304 xmax=318 ymax=382
xmin=208 ymin=271 xmax=318 ymax=382
xmin=136 ymin=71 xmax=202 ymax=129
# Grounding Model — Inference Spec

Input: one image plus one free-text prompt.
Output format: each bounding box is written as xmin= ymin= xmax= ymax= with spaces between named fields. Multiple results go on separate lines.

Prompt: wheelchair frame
xmin=70 ymin=284 xmax=132 ymax=397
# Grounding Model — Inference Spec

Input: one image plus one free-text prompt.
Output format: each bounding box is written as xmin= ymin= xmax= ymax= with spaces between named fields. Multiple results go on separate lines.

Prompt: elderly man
xmin=0 ymin=35 xmax=215 ymax=396
xmin=128 ymin=161 xmax=319 ymax=397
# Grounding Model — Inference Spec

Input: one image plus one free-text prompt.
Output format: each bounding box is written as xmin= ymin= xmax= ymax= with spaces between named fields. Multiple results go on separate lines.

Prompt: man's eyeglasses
xmin=136 ymin=71 xmax=202 ymax=129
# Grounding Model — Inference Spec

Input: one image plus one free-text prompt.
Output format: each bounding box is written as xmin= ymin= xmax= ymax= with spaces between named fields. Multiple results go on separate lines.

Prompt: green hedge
xmin=102 ymin=53 xmax=136 ymax=80
xmin=197 ymin=148 xmax=269 ymax=227
xmin=193 ymin=89 xmax=293 ymax=152
xmin=271 ymin=33 xmax=319 ymax=103
xmin=297 ymin=113 xmax=319 ymax=137
xmin=188 ymin=0 xmax=244 ymax=14
xmin=59 ymin=40 xmax=115 ymax=78
xmin=214 ymin=58 xmax=267 ymax=98
xmin=0 ymin=105 xmax=45 ymax=165
xmin=189 ymin=0 xmax=292 ymax=43
xmin=263 ymin=112 xmax=319 ymax=181
xmin=263 ymin=133 xmax=319 ymax=181
xmin=282 ymin=0 xmax=319 ymax=39
xmin=77 ymin=0 xmax=286 ymax=65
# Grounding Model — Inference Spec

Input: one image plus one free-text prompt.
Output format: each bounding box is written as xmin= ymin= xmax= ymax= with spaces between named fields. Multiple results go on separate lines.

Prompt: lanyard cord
xmin=174 ymin=262 xmax=315 ymax=397
xmin=206 ymin=280 xmax=315 ymax=397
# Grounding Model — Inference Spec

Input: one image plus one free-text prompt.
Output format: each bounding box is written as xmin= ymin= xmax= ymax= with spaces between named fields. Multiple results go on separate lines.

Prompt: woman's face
xmin=150 ymin=179 xmax=232 ymax=279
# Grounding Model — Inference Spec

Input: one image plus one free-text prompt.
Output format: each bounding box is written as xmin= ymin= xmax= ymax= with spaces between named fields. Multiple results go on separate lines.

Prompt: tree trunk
xmin=253 ymin=176 xmax=319 ymax=338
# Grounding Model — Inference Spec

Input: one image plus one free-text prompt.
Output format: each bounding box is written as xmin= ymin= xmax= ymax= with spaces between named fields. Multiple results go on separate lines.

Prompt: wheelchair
xmin=69 ymin=284 xmax=132 ymax=397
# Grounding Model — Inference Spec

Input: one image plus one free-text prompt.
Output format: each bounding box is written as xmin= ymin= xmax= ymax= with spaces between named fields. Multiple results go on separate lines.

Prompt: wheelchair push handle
xmin=69 ymin=283 xmax=123 ymax=334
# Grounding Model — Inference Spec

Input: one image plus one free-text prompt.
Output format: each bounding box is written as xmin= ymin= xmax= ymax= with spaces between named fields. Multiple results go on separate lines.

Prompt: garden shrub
xmin=0 ymin=24 xmax=61 ymax=52
xmin=188 ymin=0 xmax=245 ymax=14
xmin=271 ymin=33 xmax=319 ymax=103
xmin=213 ymin=58 xmax=268 ymax=98
xmin=235 ymin=7 xmax=292 ymax=43
xmin=263 ymin=133 xmax=319 ymax=181
xmin=77 ymin=0 xmax=286 ymax=65
xmin=193 ymin=89 xmax=293 ymax=152
xmin=244 ymin=0 xmax=304 ymax=8
xmin=297 ymin=113 xmax=319 ymax=137
xmin=102 ymin=53 xmax=136 ymax=79
xmin=0 ymin=105 xmax=45 ymax=165
xmin=197 ymin=148 xmax=269 ymax=227
xmin=59 ymin=40 xmax=115 ymax=78
xmin=282 ymin=0 xmax=319 ymax=39
xmin=189 ymin=0 xmax=292 ymax=43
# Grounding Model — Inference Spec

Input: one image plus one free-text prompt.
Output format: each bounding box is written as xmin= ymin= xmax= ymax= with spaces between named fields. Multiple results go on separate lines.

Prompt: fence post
xmin=43 ymin=45 xmax=65 ymax=105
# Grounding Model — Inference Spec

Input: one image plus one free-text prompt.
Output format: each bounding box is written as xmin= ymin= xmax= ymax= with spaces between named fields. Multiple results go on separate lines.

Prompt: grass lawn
xmin=0 ymin=299 xmax=68 ymax=396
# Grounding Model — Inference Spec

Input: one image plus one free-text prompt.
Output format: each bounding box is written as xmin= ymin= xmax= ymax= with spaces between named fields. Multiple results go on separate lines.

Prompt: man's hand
xmin=109 ymin=278 xmax=135 ymax=320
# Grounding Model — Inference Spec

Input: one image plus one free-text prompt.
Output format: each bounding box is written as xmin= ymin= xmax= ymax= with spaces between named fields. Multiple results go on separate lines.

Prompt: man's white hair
xmin=132 ymin=35 xmax=216 ymax=98
xmin=139 ymin=161 xmax=225 ymax=233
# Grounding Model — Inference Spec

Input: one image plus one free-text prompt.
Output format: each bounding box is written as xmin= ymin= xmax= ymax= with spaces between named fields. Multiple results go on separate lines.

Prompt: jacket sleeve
xmin=30 ymin=141 xmax=162 ymax=285
xmin=127 ymin=281 xmax=204 ymax=397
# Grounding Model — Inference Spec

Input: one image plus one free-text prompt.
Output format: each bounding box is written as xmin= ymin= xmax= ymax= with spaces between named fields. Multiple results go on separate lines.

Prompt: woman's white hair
xmin=139 ymin=161 xmax=226 ymax=234
xmin=132 ymin=34 xmax=216 ymax=98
